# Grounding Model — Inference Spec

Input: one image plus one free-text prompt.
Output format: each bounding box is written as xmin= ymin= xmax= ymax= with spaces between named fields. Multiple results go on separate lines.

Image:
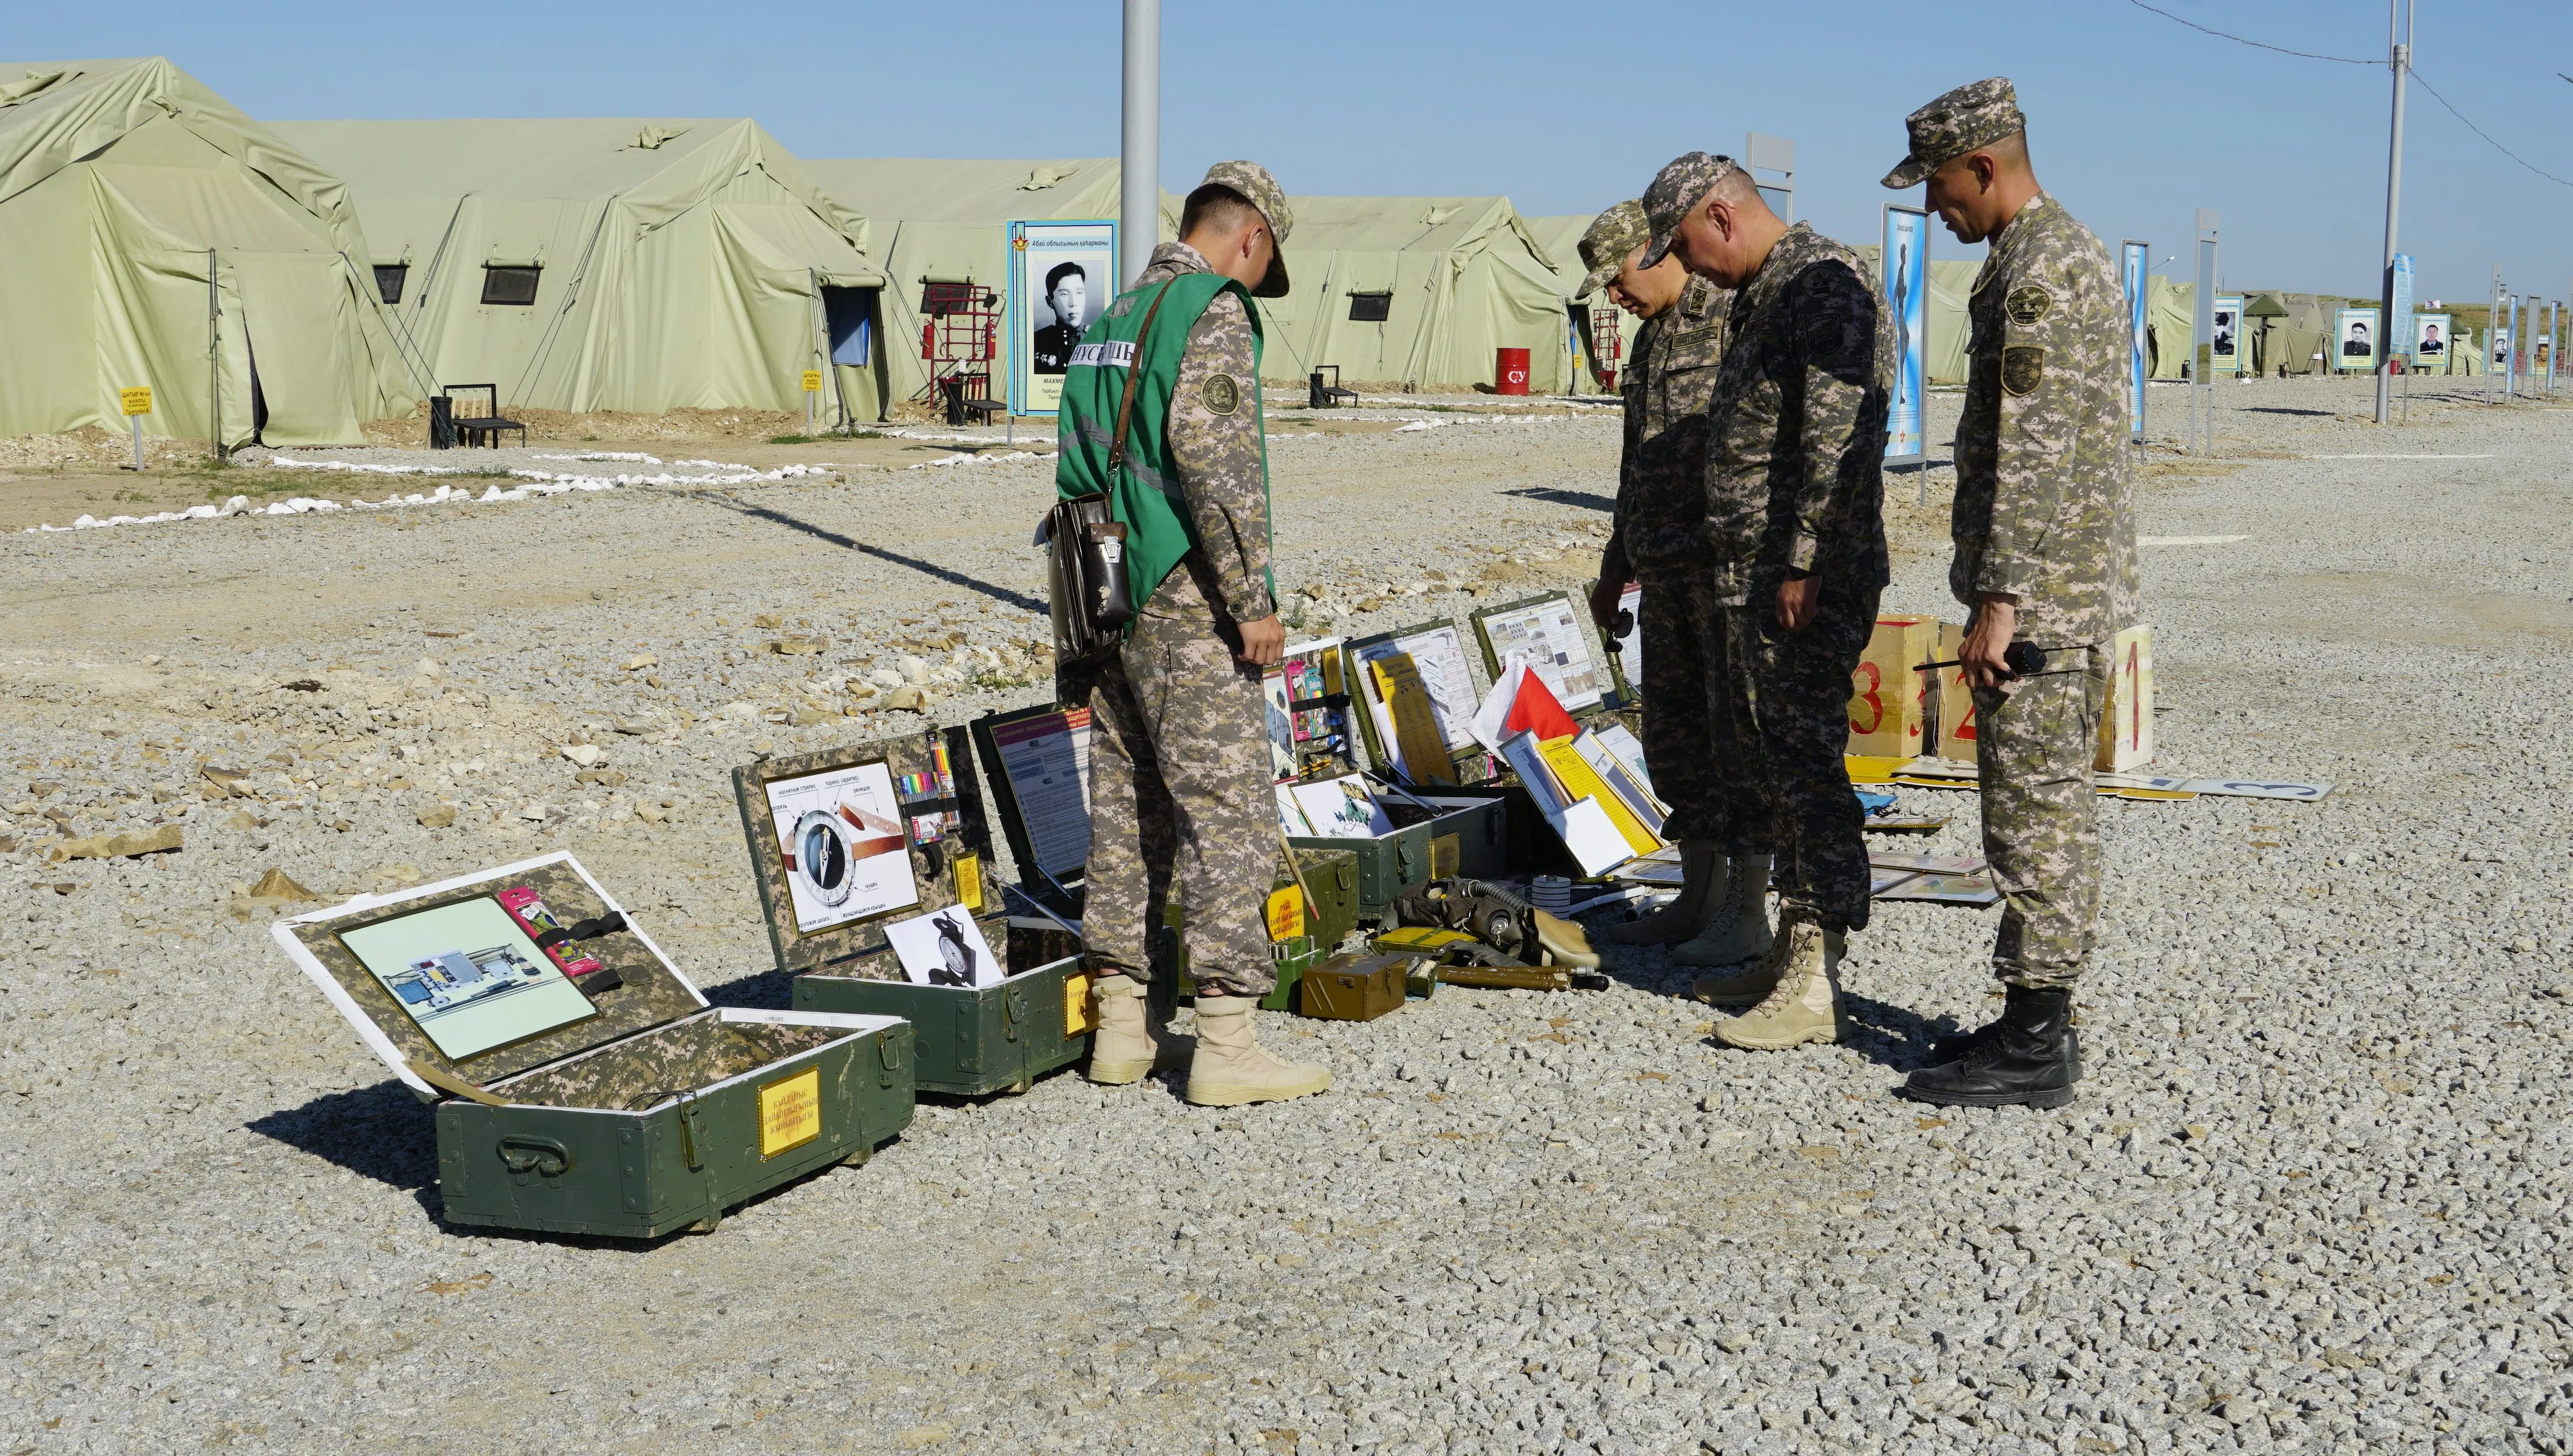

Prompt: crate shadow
xmin=245 ymin=1080 xmax=441 ymax=1208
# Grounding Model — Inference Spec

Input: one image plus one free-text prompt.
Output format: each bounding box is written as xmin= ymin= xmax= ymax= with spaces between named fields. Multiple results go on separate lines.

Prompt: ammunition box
xmin=1276 ymin=846 xmax=1362 ymax=954
xmin=1299 ymin=953 xmax=1414 ymax=1022
xmin=1287 ymin=794 xmax=1507 ymax=925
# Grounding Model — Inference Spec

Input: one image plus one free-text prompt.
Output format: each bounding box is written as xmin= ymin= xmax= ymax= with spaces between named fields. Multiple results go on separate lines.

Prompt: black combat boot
xmin=1929 ymin=998 xmax=2082 ymax=1078
xmin=1901 ymin=985 xmax=2080 ymax=1108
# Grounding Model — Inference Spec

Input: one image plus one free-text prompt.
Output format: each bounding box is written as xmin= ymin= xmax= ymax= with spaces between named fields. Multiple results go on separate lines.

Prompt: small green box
xmin=735 ymin=730 xmax=1094 ymax=1100
xmin=1279 ymin=846 xmax=1362 ymax=953
xmin=272 ymin=854 xmax=914 ymax=1239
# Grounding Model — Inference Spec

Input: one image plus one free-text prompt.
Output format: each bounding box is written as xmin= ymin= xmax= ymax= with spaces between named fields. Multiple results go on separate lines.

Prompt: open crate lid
xmin=732 ymin=726 xmax=995 ymax=976
xmin=271 ymin=852 xmax=708 ymax=1100
xmin=969 ymin=701 xmax=1095 ymax=902
xmin=1341 ymin=617 xmax=1493 ymax=787
xmin=1468 ymin=591 xmax=1616 ymax=715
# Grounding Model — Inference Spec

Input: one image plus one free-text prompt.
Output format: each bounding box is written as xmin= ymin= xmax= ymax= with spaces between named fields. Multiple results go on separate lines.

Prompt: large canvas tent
xmin=1522 ymin=212 xmax=1632 ymax=394
xmin=0 ymin=58 xmax=421 ymax=445
xmin=272 ymin=117 xmax=881 ymax=420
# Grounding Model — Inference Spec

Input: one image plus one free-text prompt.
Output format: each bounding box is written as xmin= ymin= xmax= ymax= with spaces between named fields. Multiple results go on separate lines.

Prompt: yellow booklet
xmin=1537 ymin=734 xmax=1662 ymax=857
xmin=1369 ymin=654 xmax=1455 ymax=786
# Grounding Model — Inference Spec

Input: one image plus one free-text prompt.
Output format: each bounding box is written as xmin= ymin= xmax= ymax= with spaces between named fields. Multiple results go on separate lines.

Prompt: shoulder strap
xmin=1107 ymin=281 xmax=1177 ymax=474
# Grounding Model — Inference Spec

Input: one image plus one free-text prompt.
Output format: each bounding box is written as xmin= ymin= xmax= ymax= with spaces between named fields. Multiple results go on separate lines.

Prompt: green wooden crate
xmin=1287 ymin=793 xmax=1508 ymax=924
xmin=272 ymin=853 xmax=915 ymax=1239
xmin=791 ymin=914 xmax=1089 ymax=1097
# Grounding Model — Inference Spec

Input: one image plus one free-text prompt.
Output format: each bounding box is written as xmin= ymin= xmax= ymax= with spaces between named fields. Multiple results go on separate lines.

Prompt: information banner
xmin=2334 ymin=306 xmax=2380 ymax=372
xmin=2388 ymin=253 xmax=2415 ymax=363
xmin=2120 ymin=240 xmax=2148 ymax=437
xmin=1007 ymin=219 xmax=1118 ymax=417
xmin=1881 ymin=204 xmax=1929 ymax=460
xmin=2211 ymin=295 xmax=2244 ymax=374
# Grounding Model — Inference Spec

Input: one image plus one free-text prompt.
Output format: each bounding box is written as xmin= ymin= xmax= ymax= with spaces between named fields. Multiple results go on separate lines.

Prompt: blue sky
xmin=16 ymin=1 xmax=2571 ymax=303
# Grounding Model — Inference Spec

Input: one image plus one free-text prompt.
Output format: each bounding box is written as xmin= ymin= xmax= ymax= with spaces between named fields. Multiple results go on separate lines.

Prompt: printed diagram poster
xmin=1009 ymin=219 xmax=1118 ymax=416
xmin=1882 ymin=206 xmax=1928 ymax=459
xmin=989 ymin=707 xmax=1092 ymax=878
xmin=1351 ymin=624 xmax=1479 ymax=754
xmin=2210 ymin=295 xmax=2243 ymax=373
xmin=2121 ymin=241 xmax=2148 ymax=436
xmin=2335 ymin=307 xmax=2379 ymax=371
xmin=1477 ymin=597 xmax=1604 ymax=711
xmin=1291 ymin=773 xmax=1392 ymax=840
xmin=2413 ymin=312 xmax=2450 ymax=364
xmin=340 ymin=897 xmax=598 ymax=1061
xmin=763 ymin=758 xmax=919 ymax=936
xmin=884 ymin=904 xmax=1001 ymax=989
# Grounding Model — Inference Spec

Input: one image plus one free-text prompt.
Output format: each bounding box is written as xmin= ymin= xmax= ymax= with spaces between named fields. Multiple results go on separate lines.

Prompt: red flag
xmin=1474 ymin=661 xmax=1578 ymax=749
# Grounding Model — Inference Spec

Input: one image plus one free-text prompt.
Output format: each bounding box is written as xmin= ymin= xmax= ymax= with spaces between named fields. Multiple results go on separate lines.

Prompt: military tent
xmin=1856 ymin=246 xmax=1984 ymax=385
xmin=1520 ymin=212 xmax=1630 ymax=393
xmin=271 ymin=117 xmax=881 ymax=420
xmin=0 ymin=58 xmax=422 ymax=445
xmin=800 ymin=157 xmax=1125 ymax=415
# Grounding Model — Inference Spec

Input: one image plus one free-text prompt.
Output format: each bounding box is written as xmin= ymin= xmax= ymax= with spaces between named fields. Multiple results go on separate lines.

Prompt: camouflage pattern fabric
xmin=1140 ymin=241 xmax=1276 ymax=625
xmin=1700 ymin=223 xmax=1892 ymax=605
xmin=1072 ymin=557 xmax=1278 ymax=999
xmin=497 ymin=1013 xmax=842 ymax=1110
xmin=1636 ymin=152 xmax=1743 ymax=269
xmin=1880 ymin=76 xmax=2027 ymax=189
xmin=1192 ymin=160 xmax=1295 ymax=298
xmin=732 ymin=729 xmax=971 ymax=975
xmin=1723 ymin=584 xmax=1881 ymax=932
xmin=1975 ymin=658 xmax=2107 ymax=988
xmin=1952 ymin=192 xmax=2140 ymax=649
xmin=1603 ymin=272 xmax=1732 ymax=581
xmin=1574 ymin=200 xmax=1648 ymax=301
xmin=1635 ymin=568 xmax=1765 ymax=852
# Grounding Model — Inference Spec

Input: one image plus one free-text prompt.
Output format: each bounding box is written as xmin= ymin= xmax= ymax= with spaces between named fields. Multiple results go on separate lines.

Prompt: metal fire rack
xmin=1587 ymin=301 xmax=1625 ymax=391
xmin=918 ymin=277 xmax=999 ymax=425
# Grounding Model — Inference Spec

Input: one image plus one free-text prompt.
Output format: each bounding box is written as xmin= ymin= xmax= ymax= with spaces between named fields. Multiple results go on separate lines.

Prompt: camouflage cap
xmin=1637 ymin=152 xmax=1740 ymax=269
xmin=1197 ymin=160 xmax=1294 ymax=298
xmin=1881 ymin=76 xmax=2027 ymax=189
xmin=1574 ymin=201 xmax=1649 ymax=299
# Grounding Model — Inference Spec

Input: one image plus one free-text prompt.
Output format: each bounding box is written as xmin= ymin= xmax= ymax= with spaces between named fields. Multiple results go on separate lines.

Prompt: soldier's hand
xmin=1236 ymin=614 xmax=1285 ymax=667
xmin=1775 ymin=574 xmax=1821 ymax=632
xmin=1962 ymin=596 xmax=2019 ymax=689
xmin=1588 ymin=576 xmax=1632 ymax=635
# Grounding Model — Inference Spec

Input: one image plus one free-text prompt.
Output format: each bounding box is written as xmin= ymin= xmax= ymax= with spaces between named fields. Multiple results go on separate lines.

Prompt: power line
xmin=2122 ymin=1 xmax=2372 ymax=65
xmin=2409 ymin=70 xmax=2573 ymax=189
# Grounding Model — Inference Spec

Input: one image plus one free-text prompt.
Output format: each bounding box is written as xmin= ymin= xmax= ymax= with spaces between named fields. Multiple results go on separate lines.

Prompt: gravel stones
xmin=0 ymin=377 xmax=2566 ymax=1452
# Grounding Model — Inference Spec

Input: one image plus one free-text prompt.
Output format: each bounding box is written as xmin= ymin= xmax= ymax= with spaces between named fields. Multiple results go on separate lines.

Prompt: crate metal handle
xmin=877 ymin=1026 xmax=906 ymax=1088
xmin=1004 ymin=985 xmax=1027 ymax=1042
xmin=498 ymin=1136 xmax=571 ymax=1178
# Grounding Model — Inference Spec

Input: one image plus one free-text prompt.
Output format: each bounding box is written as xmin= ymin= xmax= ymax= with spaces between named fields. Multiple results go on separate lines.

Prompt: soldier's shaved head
xmin=1924 ymin=129 xmax=2041 ymax=246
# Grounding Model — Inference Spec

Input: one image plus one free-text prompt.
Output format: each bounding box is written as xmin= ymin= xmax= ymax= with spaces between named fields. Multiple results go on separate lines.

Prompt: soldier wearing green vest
xmin=1055 ymin=161 xmax=1330 ymax=1108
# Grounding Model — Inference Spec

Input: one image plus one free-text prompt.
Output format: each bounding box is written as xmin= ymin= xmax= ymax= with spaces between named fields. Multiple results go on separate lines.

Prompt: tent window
xmin=1347 ymin=292 xmax=1393 ymax=323
xmin=823 ymin=287 xmax=877 ymax=367
xmin=373 ymin=265 xmax=408 ymax=305
xmin=481 ymin=265 xmax=541 ymax=306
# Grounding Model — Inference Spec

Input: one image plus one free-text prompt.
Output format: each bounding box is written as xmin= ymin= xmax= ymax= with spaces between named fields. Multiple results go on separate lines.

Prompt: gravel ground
xmin=2 ymin=374 xmax=2568 ymax=1454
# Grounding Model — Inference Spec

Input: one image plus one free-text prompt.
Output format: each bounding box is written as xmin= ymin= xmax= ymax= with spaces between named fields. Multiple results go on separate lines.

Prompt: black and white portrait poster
xmin=2335 ymin=307 xmax=2379 ymax=371
xmin=2210 ymin=295 xmax=2242 ymax=372
xmin=1009 ymin=218 xmax=1118 ymax=416
xmin=2413 ymin=312 xmax=2450 ymax=363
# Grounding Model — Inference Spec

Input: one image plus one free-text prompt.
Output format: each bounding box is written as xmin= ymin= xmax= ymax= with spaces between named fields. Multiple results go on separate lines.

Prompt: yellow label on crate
xmin=1265 ymin=885 xmax=1306 ymax=941
xmin=1064 ymin=972 xmax=1095 ymax=1036
xmin=952 ymin=851 xmax=983 ymax=911
xmin=757 ymin=1067 xmax=821 ymax=1158
xmin=119 ymin=387 xmax=152 ymax=416
xmin=800 ymin=369 xmax=822 ymax=393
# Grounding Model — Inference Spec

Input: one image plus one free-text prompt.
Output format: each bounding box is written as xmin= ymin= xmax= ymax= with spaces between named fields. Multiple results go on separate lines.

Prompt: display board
xmin=2210 ymin=295 xmax=2243 ymax=374
xmin=1882 ymin=204 xmax=1929 ymax=460
xmin=1346 ymin=619 xmax=1483 ymax=772
xmin=1007 ymin=218 xmax=1118 ymax=417
xmin=2335 ymin=306 xmax=2380 ymax=372
xmin=972 ymin=704 xmax=1095 ymax=889
xmin=2389 ymin=252 xmax=2415 ymax=363
xmin=1606 ymin=583 xmax=1643 ymax=705
xmin=1470 ymin=593 xmax=1607 ymax=713
xmin=2413 ymin=312 xmax=2452 ymax=368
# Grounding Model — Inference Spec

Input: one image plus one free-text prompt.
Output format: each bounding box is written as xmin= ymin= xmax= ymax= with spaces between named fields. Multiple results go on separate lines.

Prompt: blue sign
xmin=1882 ymin=206 xmax=1928 ymax=461
xmin=2122 ymin=241 xmax=2149 ymax=436
xmin=2388 ymin=253 xmax=2415 ymax=362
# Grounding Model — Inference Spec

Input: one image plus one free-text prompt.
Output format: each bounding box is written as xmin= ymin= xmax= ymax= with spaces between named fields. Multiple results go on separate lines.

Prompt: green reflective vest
xmin=1054 ymin=270 xmax=1271 ymax=620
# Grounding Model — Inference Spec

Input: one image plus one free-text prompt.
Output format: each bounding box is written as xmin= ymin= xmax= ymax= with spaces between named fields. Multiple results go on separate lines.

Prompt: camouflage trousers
xmin=1635 ymin=569 xmax=1764 ymax=851
xmin=1071 ymin=562 xmax=1276 ymax=998
xmin=1975 ymin=655 xmax=2108 ymax=989
xmin=1726 ymin=579 xmax=1881 ymax=933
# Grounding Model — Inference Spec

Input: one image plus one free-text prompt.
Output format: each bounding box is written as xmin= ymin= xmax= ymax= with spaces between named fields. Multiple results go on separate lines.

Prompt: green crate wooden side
xmin=794 ymin=959 xmax=1086 ymax=1097
xmin=1279 ymin=848 xmax=1361 ymax=952
xmin=1286 ymin=798 xmax=1506 ymax=923
xmin=433 ymin=1022 xmax=913 ymax=1239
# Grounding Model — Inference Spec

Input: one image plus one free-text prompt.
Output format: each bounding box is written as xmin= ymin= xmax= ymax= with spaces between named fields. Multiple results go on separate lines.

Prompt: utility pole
xmin=2374 ymin=0 xmax=2412 ymax=424
xmin=1120 ymin=0 xmax=1160 ymax=288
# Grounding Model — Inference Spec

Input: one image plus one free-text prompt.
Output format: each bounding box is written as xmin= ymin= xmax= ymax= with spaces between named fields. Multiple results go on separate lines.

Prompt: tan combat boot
xmin=1714 ymin=915 xmax=1847 ymax=1050
xmin=1690 ymin=898 xmax=1799 ymax=1007
xmin=1084 ymin=974 xmax=1187 ymax=1085
xmin=1672 ymin=854 xmax=1774 ymax=968
xmin=1185 ymin=995 xmax=1331 ymax=1107
xmin=1608 ymin=840 xmax=1723 ymax=945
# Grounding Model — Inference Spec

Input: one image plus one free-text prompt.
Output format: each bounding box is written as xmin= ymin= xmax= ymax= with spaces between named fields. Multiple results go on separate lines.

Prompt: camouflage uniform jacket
xmin=1604 ymin=272 xmax=1731 ymax=581
xmin=1133 ymin=241 xmax=1274 ymax=623
xmin=1699 ymin=223 xmax=1891 ymax=603
xmin=1953 ymin=192 xmax=2139 ymax=646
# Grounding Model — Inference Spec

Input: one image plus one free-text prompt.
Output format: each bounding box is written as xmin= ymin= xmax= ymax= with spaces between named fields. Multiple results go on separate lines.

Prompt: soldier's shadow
xmin=1835 ymin=993 xmax=1972 ymax=1072
xmin=246 ymin=1080 xmax=441 ymax=1216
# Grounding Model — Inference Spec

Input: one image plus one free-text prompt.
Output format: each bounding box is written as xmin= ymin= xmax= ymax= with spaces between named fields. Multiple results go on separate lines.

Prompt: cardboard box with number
xmin=2094 ymin=624 xmax=2154 ymax=771
xmin=1930 ymin=621 xmax=1979 ymax=762
xmin=1846 ymin=614 xmax=1938 ymax=758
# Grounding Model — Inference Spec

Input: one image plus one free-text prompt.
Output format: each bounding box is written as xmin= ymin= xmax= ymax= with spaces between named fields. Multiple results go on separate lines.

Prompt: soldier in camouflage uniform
xmin=1573 ymin=203 xmax=1769 ymax=964
xmin=1882 ymin=79 xmax=2139 ymax=1109
xmin=1634 ymin=152 xmax=1891 ymax=1050
xmin=1065 ymin=161 xmax=1331 ymax=1108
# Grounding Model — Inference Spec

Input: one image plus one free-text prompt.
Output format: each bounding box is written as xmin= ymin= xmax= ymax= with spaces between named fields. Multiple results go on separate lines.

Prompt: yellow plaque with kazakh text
xmin=757 ymin=1067 xmax=822 ymax=1158
xmin=952 ymin=851 xmax=984 ymax=911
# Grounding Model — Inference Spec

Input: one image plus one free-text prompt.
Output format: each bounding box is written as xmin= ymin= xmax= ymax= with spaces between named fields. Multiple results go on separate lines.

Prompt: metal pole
xmin=2193 ymin=211 xmax=2217 ymax=455
xmin=2489 ymin=268 xmax=2504 ymax=400
xmin=2374 ymin=0 xmax=2409 ymax=425
xmin=208 ymin=248 xmax=223 ymax=463
xmin=1120 ymin=0 xmax=1160 ymax=288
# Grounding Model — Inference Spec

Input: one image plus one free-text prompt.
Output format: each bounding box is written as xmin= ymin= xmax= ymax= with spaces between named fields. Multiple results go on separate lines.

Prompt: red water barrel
xmin=1496 ymin=347 xmax=1530 ymax=395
